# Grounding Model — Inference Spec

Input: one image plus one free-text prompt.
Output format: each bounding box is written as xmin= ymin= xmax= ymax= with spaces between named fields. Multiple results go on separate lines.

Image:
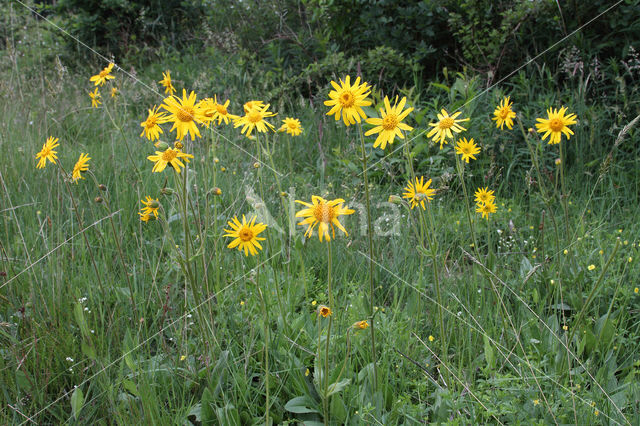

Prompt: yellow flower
xmin=318 ymin=305 xmax=332 ymax=318
xmin=428 ymin=335 xmax=434 ymax=342
xmin=454 ymin=137 xmax=481 ymax=163
xmin=161 ymin=89 xmax=206 ymax=141
xmin=492 ymin=96 xmax=516 ymax=130
xmin=72 ymin=153 xmax=90 ymax=183
xmin=588 ymin=264 xmax=596 ymax=271
xmin=111 ymin=87 xmax=118 ymax=98
xmin=35 ymin=136 xmax=59 ymax=169
xmin=364 ymin=96 xmax=414 ymax=150
xmin=353 ymin=320 xmax=369 ymax=330
xmin=474 ymin=187 xmax=495 ymax=205
xmin=223 ymin=215 xmax=267 ymax=256
xmin=533 ymin=399 xmax=540 ymax=406
xmin=279 ymin=117 xmax=304 ymax=136
xmin=535 ymin=106 xmax=577 ymax=145
xmin=140 ymin=105 xmax=169 ymax=141
xmin=200 ymin=96 xmax=238 ymax=125
xmin=139 ymin=196 xmax=160 ymax=220
xmin=426 ymin=108 xmax=469 ymax=149
xmin=634 ymin=287 xmax=638 ymax=294
xmin=476 ymin=200 xmax=498 ymax=219
xmin=89 ymin=62 xmax=115 ymax=86
xmin=243 ymin=100 xmax=264 ymax=114
xmin=324 ymin=75 xmax=372 ymax=126
xmin=89 ymin=88 xmax=101 ymax=108
xmin=233 ymin=103 xmax=277 ymax=136
xmin=402 ymin=176 xmax=435 ymax=210
xmin=158 ymin=70 xmax=176 ymax=95
xmin=295 ymin=195 xmax=355 ymax=242
xmin=147 ymin=148 xmax=194 ymax=173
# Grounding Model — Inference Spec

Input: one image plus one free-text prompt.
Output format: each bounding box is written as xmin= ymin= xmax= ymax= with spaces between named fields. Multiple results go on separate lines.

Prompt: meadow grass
xmin=1 ymin=12 xmax=640 ymax=426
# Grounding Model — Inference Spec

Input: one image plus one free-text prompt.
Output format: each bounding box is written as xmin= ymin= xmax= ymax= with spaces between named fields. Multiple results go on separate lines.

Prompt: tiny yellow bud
xmin=311 ymin=300 xmax=317 ymax=306
xmin=212 ymin=187 xmax=222 ymax=196
xmin=180 ymin=355 xmax=187 ymax=361
xmin=563 ymin=249 xmax=568 ymax=255
xmin=174 ymin=141 xmax=183 ymax=150
xmin=428 ymin=335 xmax=434 ymax=342
xmin=588 ymin=264 xmax=596 ymax=271
xmin=305 ymin=368 xmax=310 ymax=377
xmin=253 ymin=162 xmax=260 ymax=168
xmin=555 ymin=158 xmax=561 ymax=165
xmin=352 ymin=320 xmax=369 ymax=330
xmin=214 ymin=157 xmax=219 ymax=163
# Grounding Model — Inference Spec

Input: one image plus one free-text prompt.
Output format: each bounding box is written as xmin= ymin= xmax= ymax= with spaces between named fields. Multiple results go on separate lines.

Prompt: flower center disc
xmin=216 ymin=105 xmax=227 ymax=115
xmin=248 ymin=111 xmax=262 ymax=123
xmin=313 ymin=203 xmax=335 ymax=224
xmin=161 ymin=149 xmax=178 ymax=162
xmin=498 ymin=108 xmax=510 ymax=119
xmin=176 ymin=106 xmax=195 ymax=122
xmin=99 ymin=69 xmax=109 ymax=78
xmin=382 ymin=114 xmax=399 ymax=130
xmin=146 ymin=117 xmax=157 ymax=128
xmin=549 ymin=118 xmax=564 ymax=131
xmin=239 ymin=228 xmax=254 ymax=241
xmin=439 ymin=117 xmax=454 ymax=129
xmin=339 ymin=91 xmax=355 ymax=108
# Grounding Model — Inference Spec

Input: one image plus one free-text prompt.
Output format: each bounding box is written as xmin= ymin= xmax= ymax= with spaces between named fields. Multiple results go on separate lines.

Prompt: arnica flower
xmin=233 ymin=103 xmax=277 ymax=137
xmin=353 ymin=320 xmax=369 ymax=330
xmin=72 ymin=153 xmax=90 ymax=183
xmin=474 ymin=187 xmax=496 ymax=205
xmin=318 ymin=305 xmax=332 ymax=318
xmin=35 ymin=136 xmax=59 ymax=169
xmin=324 ymin=75 xmax=372 ymax=126
xmin=365 ymin=96 xmax=414 ymax=150
xmin=111 ymin=87 xmax=118 ymax=98
xmin=140 ymin=105 xmax=169 ymax=141
xmin=454 ymin=137 xmax=481 ymax=163
xmin=223 ymin=215 xmax=267 ymax=256
xmin=426 ymin=108 xmax=469 ymax=149
xmin=295 ymin=195 xmax=355 ymax=242
xmin=89 ymin=62 xmax=115 ymax=86
xmin=243 ymin=100 xmax=264 ymax=114
xmin=535 ymin=106 xmax=578 ymax=145
xmin=492 ymin=96 xmax=516 ymax=130
xmin=402 ymin=176 xmax=435 ymax=210
xmin=210 ymin=96 xmax=237 ymax=125
xmin=161 ymin=89 xmax=206 ymax=141
xmin=158 ymin=70 xmax=176 ymax=95
xmin=139 ymin=196 xmax=160 ymax=222
xmin=147 ymin=147 xmax=194 ymax=173
xmin=476 ymin=200 xmax=498 ymax=219
xmin=89 ymin=88 xmax=101 ymax=108
xmin=279 ymin=117 xmax=304 ymax=136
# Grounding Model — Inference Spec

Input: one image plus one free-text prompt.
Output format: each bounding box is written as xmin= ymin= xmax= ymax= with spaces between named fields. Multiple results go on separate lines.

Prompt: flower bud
xmin=161 ymin=187 xmax=175 ymax=196
xmin=388 ymin=194 xmax=402 ymax=204
xmin=174 ymin=141 xmax=183 ymax=150
xmin=253 ymin=162 xmax=260 ymax=169
xmin=352 ymin=320 xmax=369 ymax=330
xmin=154 ymin=141 xmax=169 ymax=150
xmin=212 ymin=187 xmax=222 ymax=196
xmin=94 ymin=196 xmax=103 ymax=204
xmin=317 ymin=305 xmax=332 ymax=318
xmin=98 ymin=184 xmax=107 ymax=191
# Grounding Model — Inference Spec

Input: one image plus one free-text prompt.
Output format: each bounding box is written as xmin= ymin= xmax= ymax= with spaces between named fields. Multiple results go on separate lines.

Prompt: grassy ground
xmin=2 ymin=10 xmax=640 ymax=426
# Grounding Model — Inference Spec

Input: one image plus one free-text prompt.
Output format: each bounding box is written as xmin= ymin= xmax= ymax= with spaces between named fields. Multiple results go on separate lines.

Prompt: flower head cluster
xmin=403 ymin=176 xmax=435 ymax=210
xmin=72 ymin=153 xmax=91 ymax=183
xmin=295 ymin=196 xmax=355 ymax=242
xmin=365 ymin=96 xmax=414 ymax=150
xmin=454 ymin=138 xmax=480 ymax=163
xmin=233 ymin=103 xmax=277 ymax=136
xmin=279 ymin=117 xmax=303 ymax=136
xmin=223 ymin=215 xmax=267 ymax=256
xmin=147 ymin=147 xmax=194 ymax=173
xmin=89 ymin=88 xmax=101 ymax=108
xmin=492 ymin=97 xmax=516 ymax=130
xmin=427 ymin=109 xmax=469 ymax=149
xmin=35 ymin=136 xmax=59 ymax=169
xmin=474 ymin=187 xmax=497 ymax=219
xmin=158 ymin=71 xmax=176 ymax=95
xmin=139 ymin=196 xmax=160 ymax=222
xmin=324 ymin=76 xmax=371 ymax=126
xmin=535 ymin=106 xmax=577 ymax=145
xmin=140 ymin=106 xmax=169 ymax=141
xmin=90 ymin=62 xmax=115 ymax=86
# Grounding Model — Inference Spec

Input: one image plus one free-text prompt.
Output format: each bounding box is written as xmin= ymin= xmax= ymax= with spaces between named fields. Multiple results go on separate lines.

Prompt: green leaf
xmin=284 ymin=395 xmax=320 ymax=414
xmin=81 ymin=341 xmax=97 ymax=360
xmin=483 ymin=334 xmax=496 ymax=370
xmin=326 ymin=378 xmax=351 ymax=397
xmin=71 ymin=387 xmax=84 ymax=420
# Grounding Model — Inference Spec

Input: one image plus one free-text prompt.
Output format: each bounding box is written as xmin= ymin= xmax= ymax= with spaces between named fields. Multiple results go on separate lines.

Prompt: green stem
xmin=357 ymin=122 xmax=378 ymax=391
xmin=323 ymin=240 xmax=333 ymax=426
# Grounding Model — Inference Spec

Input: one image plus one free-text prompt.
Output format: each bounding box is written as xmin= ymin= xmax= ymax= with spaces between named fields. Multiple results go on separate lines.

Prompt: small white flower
xmin=66 ymin=357 xmax=74 ymax=362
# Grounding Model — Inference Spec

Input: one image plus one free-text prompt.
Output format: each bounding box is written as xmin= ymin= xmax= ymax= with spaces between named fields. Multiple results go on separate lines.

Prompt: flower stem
xmin=357 ymin=122 xmax=378 ymax=391
xmin=323 ymin=240 xmax=333 ymax=426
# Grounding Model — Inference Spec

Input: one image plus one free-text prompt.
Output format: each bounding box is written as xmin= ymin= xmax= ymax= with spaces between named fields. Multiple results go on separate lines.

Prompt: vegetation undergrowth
xmin=1 ymin=3 xmax=640 ymax=425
